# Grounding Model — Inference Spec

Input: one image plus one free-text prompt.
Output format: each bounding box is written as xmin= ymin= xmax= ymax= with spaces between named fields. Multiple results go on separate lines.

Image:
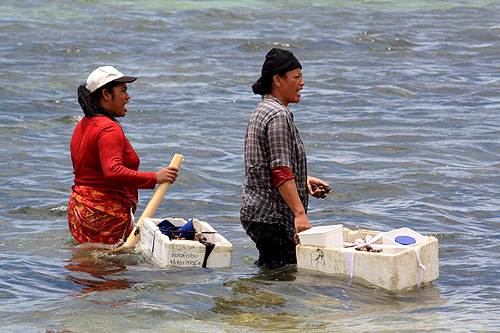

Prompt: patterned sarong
xmin=68 ymin=185 xmax=133 ymax=245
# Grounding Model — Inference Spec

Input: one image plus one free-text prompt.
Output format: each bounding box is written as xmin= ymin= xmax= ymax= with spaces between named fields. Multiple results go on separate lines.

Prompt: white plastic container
xmin=382 ymin=227 xmax=428 ymax=254
xmin=297 ymin=225 xmax=343 ymax=248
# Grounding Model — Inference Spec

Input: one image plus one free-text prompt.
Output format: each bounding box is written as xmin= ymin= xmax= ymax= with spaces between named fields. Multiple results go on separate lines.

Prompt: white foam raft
xmin=296 ymin=227 xmax=439 ymax=291
xmin=137 ymin=217 xmax=232 ymax=268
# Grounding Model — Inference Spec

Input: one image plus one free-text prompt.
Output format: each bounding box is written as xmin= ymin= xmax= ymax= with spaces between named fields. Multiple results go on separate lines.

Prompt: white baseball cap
xmin=86 ymin=66 xmax=137 ymax=93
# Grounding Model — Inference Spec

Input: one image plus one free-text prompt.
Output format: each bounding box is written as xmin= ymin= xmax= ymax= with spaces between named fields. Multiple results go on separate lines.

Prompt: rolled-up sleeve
xmin=268 ymin=114 xmax=294 ymax=170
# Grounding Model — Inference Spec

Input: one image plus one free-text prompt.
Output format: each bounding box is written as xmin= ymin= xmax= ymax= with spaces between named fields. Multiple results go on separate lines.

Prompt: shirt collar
xmin=262 ymin=94 xmax=293 ymax=118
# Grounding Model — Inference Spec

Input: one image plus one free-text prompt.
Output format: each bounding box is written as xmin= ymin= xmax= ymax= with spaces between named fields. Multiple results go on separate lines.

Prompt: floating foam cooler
xmin=137 ymin=217 xmax=233 ymax=268
xmin=296 ymin=226 xmax=439 ymax=291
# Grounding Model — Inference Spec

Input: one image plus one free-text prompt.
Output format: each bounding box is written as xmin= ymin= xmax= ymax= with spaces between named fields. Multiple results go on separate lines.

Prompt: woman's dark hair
xmin=252 ymin=77 xmax=271 ymax=95
xmin=252 ymin=69 xmax=289 ymax=95
xmin=77 ymin=80 xmax=121 ymax=121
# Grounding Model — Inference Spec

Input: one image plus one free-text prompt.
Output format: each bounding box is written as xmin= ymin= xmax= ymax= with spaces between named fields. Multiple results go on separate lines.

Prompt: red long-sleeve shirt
xmin=71 ymin=116 xmax=157 ymax=209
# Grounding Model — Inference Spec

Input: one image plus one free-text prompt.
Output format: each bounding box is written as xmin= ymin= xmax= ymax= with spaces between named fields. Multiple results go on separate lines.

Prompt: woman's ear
xmin=101 ymin=88 xmax=112 ymax=101
xmin=272 ymin=74 xmax=281 ymax=88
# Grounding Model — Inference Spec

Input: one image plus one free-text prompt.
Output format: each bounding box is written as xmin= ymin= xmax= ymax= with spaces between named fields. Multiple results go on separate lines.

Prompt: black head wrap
xmin=252 ymin=48 xmax=302 ymax=95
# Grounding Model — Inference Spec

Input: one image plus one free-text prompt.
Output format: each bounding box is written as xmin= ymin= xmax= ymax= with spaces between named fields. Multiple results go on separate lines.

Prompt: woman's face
xmin=104 ymin=83 xmax=130 ymax=118
xmin=278 ymin=68 xmax=305 ymax=106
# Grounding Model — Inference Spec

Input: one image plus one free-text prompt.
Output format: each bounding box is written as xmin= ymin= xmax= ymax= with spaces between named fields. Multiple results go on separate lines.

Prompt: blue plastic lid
xmin=395 ymin=235 xmax=416 ymax=245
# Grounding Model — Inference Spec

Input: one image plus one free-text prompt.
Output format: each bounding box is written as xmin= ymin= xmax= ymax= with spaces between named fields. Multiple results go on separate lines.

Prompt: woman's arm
xmin=278 ymin=178 xmax=311 ymax=242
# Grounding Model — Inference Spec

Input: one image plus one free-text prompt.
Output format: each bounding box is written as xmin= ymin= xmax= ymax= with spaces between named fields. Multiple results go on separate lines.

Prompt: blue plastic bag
xmin=157 ymin=219 xmax=196 ymax=240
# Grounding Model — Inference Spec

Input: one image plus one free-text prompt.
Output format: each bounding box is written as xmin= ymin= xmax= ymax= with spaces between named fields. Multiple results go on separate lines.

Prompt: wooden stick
xmin=109 ymin=153 xmax=184 ymax=253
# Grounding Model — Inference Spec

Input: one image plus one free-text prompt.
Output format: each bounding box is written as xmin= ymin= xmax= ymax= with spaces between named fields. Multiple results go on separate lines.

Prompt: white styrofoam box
xmin=296 ymin=227 xmax=439 ymax=291
xmin=137 ymin=217 xmax=232 ymax=268
xmin=297 ymin=225 xmax=343 ymax=248
xmin=382 ymin=227 xmax=428 ymax=254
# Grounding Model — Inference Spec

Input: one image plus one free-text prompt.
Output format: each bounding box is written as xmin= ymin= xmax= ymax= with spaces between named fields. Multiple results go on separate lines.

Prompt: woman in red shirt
xmin=67 ymin=66 xmax=178 ymax=245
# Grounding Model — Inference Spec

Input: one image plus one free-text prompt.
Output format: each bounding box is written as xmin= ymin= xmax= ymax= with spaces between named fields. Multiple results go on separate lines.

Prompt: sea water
xmin=1 ymin=0 xmax=499 ymax=331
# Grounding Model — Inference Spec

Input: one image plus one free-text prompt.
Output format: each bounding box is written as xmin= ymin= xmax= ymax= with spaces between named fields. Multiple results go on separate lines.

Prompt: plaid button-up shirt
xmin=240 ymin=94 xmax=308 ymax=238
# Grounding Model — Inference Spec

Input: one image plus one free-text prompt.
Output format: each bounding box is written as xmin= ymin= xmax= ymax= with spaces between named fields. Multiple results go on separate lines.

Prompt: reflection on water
xmin=212 ymin=270 xmax=304 ymax=330
xmin=65 ymin=247 xmax=137 ymax=295
xmin=293 ymin=270 xmax=448 ymax=330
xmin=211 ymin=265 xmax=447 ymax=331
xmin=253 ymin=264 xmax=299 ymax=282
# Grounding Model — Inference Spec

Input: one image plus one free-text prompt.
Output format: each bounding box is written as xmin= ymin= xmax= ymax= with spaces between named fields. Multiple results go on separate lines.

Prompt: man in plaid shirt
xmin=240 ymin=48 xmax=330 ymax=268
